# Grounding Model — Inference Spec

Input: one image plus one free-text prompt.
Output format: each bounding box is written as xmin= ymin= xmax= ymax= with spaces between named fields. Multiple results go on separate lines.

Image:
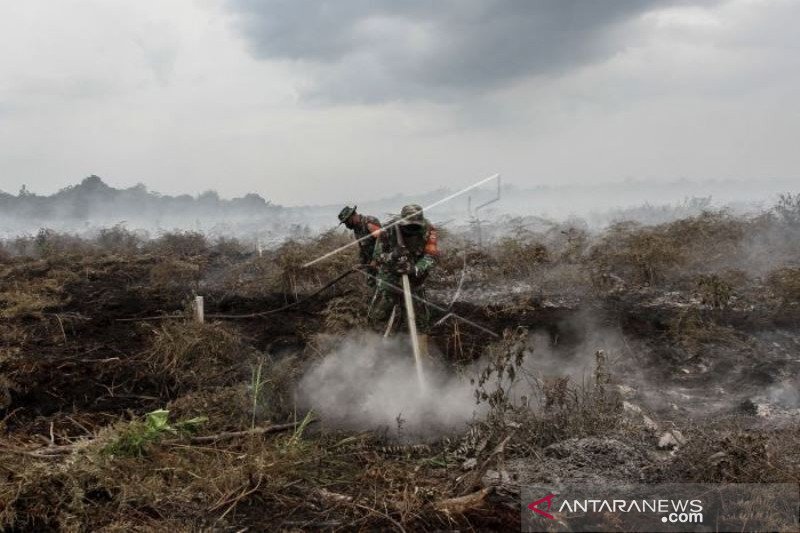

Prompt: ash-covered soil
xmin=1 ymin=203 xmax=799 ymax=531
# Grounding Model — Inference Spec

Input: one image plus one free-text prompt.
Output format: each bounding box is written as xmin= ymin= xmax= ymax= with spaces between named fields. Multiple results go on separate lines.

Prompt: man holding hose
xmin=370 ymin=204 xmax=438 ymax=355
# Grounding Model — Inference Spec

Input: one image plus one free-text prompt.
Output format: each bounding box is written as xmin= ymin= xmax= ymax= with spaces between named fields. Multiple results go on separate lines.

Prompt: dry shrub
xmin=544 ymin=222 xmax=590 ymax=263
xmin=148 ymin=231 xmax=209 ymax=257
xmin=589 ymin=211 xmax=747 ymax=287
xmin=214 ymin=254 xmax=284 ymax=296
xmin=520 ymin=373 xmax=623 ymax=449
xmin=149 ymin=259 xmax=201 ymax=289
xmin=590 ymin=221 xmax=684 ymax=286
xmin=2 ymin=229 xmax=95 ymax=259
xmin=694 ymin=273 xmax=735 ymax=309
xmin=772 ymin=192 xmax=800 ymax=228
xmin=492 ymin=238 xmax=549 ymax=277
xmin=95 ymin=224 xmax=143 ymax=254
xmin=767 ymin=267 xmax=800 ymax=302
xmin=143 ymin=321 xmax=255 ymax=393
xmin=433 ymin=236 xmax=471 ymax=279
xmin=216 ymin=230 xmax=355 ymax=297
xmin=668 ymin=309 xmax=749 ymax=360
xmin=274 ymin=229 xmax=354 ymax=294
xmin=468 ymin=329 xmax=623 ymax=453
xmin=32 ymin=228 xmax=96 ymax=258
xmin=665 ymin=211 xmax=745 ymax=259
xmin=210 ymin=236 xmax=249 ymax=258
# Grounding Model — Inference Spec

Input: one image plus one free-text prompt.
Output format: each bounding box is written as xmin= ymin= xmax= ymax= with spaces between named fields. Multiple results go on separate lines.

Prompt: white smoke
xmin=767 ymin=379 xmax=800 ymax=408
xmin=296 ymin=315 xmax=659 ymax=438
xmin=297 ymin=332 xmax=482 ymax=437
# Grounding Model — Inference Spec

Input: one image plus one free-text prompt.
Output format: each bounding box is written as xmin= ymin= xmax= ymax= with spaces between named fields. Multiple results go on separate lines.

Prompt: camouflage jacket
xmin=373 ymin=218 xmax=438 ymax=277
xmin=351 ymin=214 xmax=384 ymax=265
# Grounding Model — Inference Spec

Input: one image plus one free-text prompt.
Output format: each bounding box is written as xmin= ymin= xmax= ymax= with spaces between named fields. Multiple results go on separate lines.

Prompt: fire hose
xmin=394 ymin=228 xmax=426 ymax=389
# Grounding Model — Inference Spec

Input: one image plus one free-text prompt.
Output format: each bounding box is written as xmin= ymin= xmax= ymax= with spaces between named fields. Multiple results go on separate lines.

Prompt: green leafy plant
xmin=103 ymin=409 xmax=207 ymax=457
xmin=251 ymin=358 xmax=268 ymax=428
xmin=282 ymin=410 xmax=315 ymax=452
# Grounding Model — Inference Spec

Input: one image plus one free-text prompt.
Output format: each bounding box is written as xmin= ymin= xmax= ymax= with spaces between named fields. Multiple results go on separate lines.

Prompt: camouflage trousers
xmin=362 ymin=264 xmax=378 ymax=287
xmin=368 ymin=272 xmax=431 ymax=334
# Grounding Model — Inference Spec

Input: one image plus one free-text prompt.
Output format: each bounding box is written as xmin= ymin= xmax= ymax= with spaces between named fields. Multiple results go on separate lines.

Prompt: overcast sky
xmin=0 ymin=0 xmax=797 ymax=205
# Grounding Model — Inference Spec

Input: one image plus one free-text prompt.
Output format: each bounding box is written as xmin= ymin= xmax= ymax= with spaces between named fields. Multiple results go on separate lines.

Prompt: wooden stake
xmin=195 ymin=296 xmax=204 ymax=323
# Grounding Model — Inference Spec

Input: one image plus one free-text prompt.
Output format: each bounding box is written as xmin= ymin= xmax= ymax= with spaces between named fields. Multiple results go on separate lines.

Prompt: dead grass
xmin=167 ymin=385 xmax=252 ymax=433
xmin=0 ymin=263 xmax=77 ymax=319
xmin=0 ymin=289 xmax=64 ymax=319
xmin=142 ymin=321 xmax=256 ymax=394
xmin=0 ymin=416 xmax=478 ymax=531
xmin=660 ymin=420 xmax=800 ymax=483
xmin=321 ymin=293 xmax=369 ymax=332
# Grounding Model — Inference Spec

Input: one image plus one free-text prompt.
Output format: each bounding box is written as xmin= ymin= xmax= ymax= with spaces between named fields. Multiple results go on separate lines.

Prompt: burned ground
xmin=1 ymin=202 xmax=800 ymax=531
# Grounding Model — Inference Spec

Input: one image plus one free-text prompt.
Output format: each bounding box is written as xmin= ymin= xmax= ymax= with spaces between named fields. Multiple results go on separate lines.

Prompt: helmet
xmin=337 ymin=205 xmax=357 ymax=225
xmin=399 ymin=204 xmax=424 ymax=226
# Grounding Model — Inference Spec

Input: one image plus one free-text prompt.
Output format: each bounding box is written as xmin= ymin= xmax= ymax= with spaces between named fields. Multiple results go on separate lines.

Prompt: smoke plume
xmin=297 ymin=332 xmax=481 ymax=437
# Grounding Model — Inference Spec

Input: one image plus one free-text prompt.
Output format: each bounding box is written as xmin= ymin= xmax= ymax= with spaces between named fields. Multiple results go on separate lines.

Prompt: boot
xmin=417 ymin=333 xmax=430 ymax=358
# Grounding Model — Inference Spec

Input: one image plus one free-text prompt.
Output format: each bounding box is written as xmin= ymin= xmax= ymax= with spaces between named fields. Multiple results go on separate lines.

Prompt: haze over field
xmin=0 ymin=175 xmax=795 ymax=240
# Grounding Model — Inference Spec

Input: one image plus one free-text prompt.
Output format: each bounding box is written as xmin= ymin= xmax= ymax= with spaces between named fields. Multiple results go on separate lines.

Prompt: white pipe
xmin=401 ymin=274 xmax=425 ymax=390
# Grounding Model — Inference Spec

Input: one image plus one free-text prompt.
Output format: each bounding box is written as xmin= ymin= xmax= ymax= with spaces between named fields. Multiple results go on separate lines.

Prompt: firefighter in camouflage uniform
xmin=338 ymin=206 xmax=385 ymax=285
xmin=370 ymin=204 xmax=438 ymax=356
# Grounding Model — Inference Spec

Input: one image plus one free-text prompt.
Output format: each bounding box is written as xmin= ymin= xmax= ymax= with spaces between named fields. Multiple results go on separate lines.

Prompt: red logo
xmin=528 ymin=493 xmax=557 ymax=520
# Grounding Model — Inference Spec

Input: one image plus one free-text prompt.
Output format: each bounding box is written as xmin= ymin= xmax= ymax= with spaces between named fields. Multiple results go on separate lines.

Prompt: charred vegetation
xmin=1 ymin=197 xmax=799 ymax=530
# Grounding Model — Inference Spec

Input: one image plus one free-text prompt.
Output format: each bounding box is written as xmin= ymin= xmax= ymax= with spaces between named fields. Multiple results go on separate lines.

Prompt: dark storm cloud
xmin=227 ymin=0 xmax=694 ymax=101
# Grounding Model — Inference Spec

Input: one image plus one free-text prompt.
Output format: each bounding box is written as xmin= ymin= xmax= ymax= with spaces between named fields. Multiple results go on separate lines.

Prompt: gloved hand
xmin=394 ymin=256 xmax=411 ymax=275
xmin=381 ymin=250 xmax=405 ymax=264
xmin=390 ymin=248 xmax=407 ymax=261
